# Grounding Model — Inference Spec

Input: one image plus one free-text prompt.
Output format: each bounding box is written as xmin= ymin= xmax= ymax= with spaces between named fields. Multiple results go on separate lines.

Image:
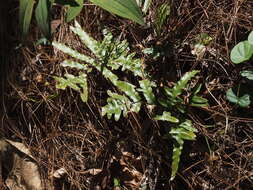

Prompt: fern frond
xmin=54 ymin=73 xmax=88 ymax=102
xmin=138 ymin=79 xmax=156 ymax=104
xmin=52 ymin=42 xmax=94 ymax=64
xmin=71 ymin=21 xmax=99 ymax=55
xmin=102 ymin=90 xmax=139 ymax=121
xmin=169 ymin=120 xmax=197 ymax=180
xmin=168 ymin=70 xmax=199 ymax=99
xmin=60 ymin=60 xmax=89 ymax=70
xmin=154 ymin=111 xmax=179 ymax=123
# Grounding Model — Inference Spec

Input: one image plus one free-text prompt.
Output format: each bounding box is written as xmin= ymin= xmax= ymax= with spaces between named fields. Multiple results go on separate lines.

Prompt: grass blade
xmin=19 ymin=0 xmax=35 ymax=38
xmin=35 ymin=0 xmax=51 ymax=39
xmin=66 ymin=0 xmax=84 ymax=22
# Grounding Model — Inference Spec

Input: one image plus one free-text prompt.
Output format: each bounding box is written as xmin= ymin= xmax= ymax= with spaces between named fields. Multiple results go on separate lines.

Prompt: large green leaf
xmin=35 ymin=0 xmax=51 ymax=39
xmin=90 ymin=0 xmax=144 ymax=25
xmin=230 ymin=41 xmax=253 ymax=64
xmin=248 ymin=31 xmax=253 ymax=45
xmin=19 ymin=0 xmax=35 ymax=38
xmin=66 ymin=0 xmax=84 ymax=22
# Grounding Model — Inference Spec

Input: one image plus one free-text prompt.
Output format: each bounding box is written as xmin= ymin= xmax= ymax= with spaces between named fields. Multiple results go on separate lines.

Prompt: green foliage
xmin=228 ymin=31 xmax=253 ymax=107
xmin=52 ymin=0 xmax=84 ymax=22
xmin=230 ymin=41 xmax=253 ymax=64
xmin=226 ymin=88 xmax=250 ymax=108
xmin=142 ymin=47 xmax=161 ymax=59
xmin=240 ymin=70 xmax=253 ymax=80
xmin=155 ymin=71 xmax=206 ymax=179
xmin=191 ymin=33 xmax=213 ymax=59
xmin=190 ymin=84 xmax=209 ymax=107
xmin=154 ymin=111 xmax=179 ymax=123
xmin=102 ymin=91 xmax=134 ymax=121
xmin=35 ymin=0 xmax=51 ymax=39
xmin=169 ymin=120 xmax=197 ymax=180
xmin=248 ymin=31 xmax=253 ymax=45
xmin=226 ymin=70 xmax=253 ymax=107
xmin=54 ymin=73 xmax=88 ymax=102
xmin=113 ymin=178 xmax=121 ymax=188
xmin=155 ymin=3 xmax=170 ymax=36
xmin=19 ymin=0 xmax=144 ymax=41
xmin=170 ymin=70 xmax=199 ymax=98
xmin=197 ymin=33 xmax=213 ymax=45
xmin=52 ymin=21 xmax=208 ymax=180
xmin=19 ymin=0 xmax=35 ymax=38
xmin=230 ymin=31 xmax=253 ymax=64
xmin=138 ymin=79 xmax=156 ymax=104
xmin=66 ymin=0 xmax=84 ymax=22
xmin=90 ymin=0 xmax=144 ymax=25
xmin=61 ymin=59 xmax=90 ymax=70
xmin=158 ymin=71 xmax=207 ymax=112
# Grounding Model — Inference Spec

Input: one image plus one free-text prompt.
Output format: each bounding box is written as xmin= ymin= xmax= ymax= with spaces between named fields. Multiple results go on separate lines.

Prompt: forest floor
xmin=1 ymin=0 xmax=253 ymax=189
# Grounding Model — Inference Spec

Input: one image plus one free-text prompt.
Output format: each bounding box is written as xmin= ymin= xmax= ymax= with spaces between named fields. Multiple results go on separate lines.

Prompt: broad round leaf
xmin=230 ymin=41 xmax=253 ymax=64
xmin=226 ymin=88 xmax=238 ymax=104
xmin=238 ymin=94 xmax=251 ymax=108
xmin=226 ymin=88 xmax=251 ymax=107
xmin=248 ymin=31 xmax=253 ymax=45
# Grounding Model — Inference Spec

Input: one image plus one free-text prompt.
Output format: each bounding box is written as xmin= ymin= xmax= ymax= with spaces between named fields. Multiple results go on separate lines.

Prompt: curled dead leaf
xmin=0 ymin=139 xmax=42 ymax=190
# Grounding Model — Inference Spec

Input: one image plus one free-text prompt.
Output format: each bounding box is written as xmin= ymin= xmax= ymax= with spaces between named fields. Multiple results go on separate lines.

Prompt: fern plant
xmin=52 ymin=21 xmax=208 ymax=180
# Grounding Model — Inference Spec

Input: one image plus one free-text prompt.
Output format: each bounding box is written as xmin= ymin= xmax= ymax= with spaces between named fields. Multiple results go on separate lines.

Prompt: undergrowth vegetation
xmin=227 ymin=31 xmax=253 ymax=107
xmin=2 ymin=0 xmax=253 ymax=189
xmin=53 ymin=21 xmax=208 ymax=180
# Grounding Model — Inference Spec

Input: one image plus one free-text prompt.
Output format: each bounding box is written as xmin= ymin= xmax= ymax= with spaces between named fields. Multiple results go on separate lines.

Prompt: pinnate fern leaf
xmin=169 ymin=120 xmax=197 ymax=180
xmin=55 ymin=73 xmax=88 ymax=102
xmin=60 ymin=60 xmax=89 ymax=70
xmin=102 ymin=90 xmax=137 ymax=121
xmin=154 ymin=111 xmax=179 ymax=123
xmin=52 ymin=41 xmax=94 ymax=64
xmin=70 ymin=22 xmax=143 ymax=77
xmin=169 ymin=70 xmax=199 ymax=98
xmin=138 ymin=79 xmax=156 ymax=104
xmin=70 ymin=21 xmax=99 ymax=55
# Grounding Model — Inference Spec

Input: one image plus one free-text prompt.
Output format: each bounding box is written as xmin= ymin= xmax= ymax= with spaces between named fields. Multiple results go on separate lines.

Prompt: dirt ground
xmin=1 ymin=0 xmax=253 ymax=189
